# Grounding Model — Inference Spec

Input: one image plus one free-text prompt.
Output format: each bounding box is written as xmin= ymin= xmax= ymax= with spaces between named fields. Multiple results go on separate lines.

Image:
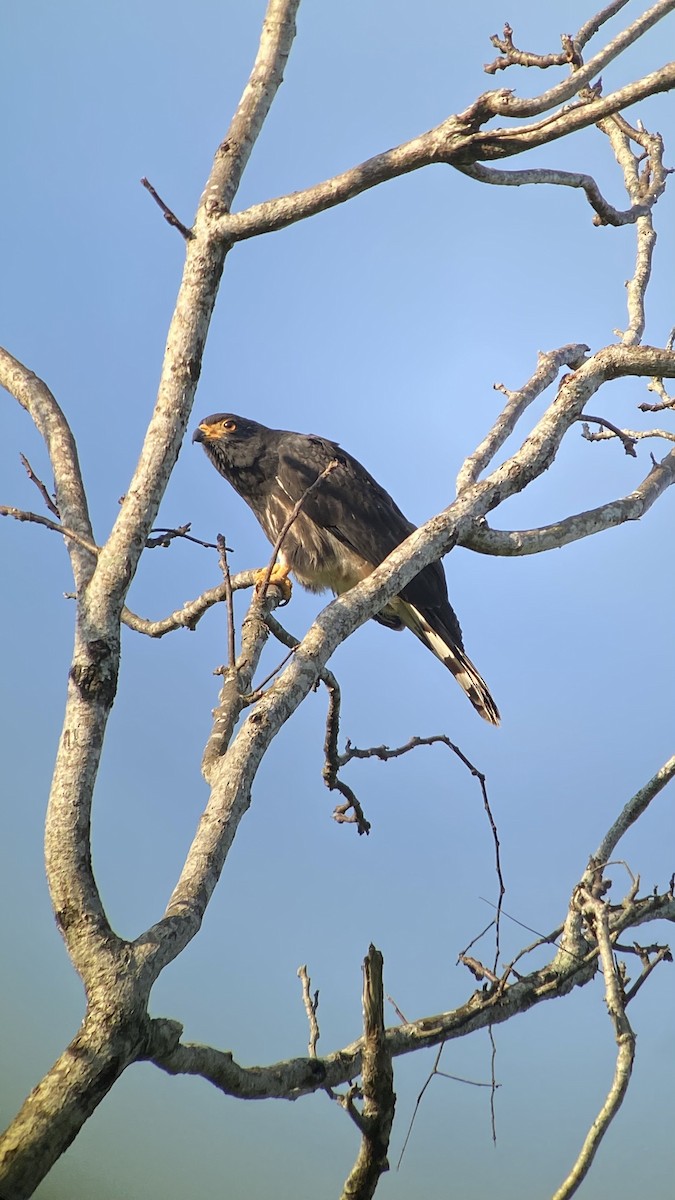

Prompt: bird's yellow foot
xmin=254 ymin=563 xmax=293 ymax=603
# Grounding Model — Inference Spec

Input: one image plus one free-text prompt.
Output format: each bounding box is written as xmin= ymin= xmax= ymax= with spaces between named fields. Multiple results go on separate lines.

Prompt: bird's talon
xmin=254 ymin=565 xmax=293 ymax=602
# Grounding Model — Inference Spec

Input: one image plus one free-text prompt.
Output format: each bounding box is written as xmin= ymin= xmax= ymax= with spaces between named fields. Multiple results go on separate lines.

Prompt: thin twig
xmin=297 ymin=965 xmax=320 ymax=1058
xmin=217 ymin=535 xmax=237 ymax=669
xmin=263 ymin=615 xmax=371 ymax=831
xmin=488 ymin=1026 xmax=499 ymax=1144
xmin=243 ymin=647 xmax=296 ymax=700
xmin=146 ymin=524 xmax=221 ymax=550
xmin=339 ymin=735 xmax=505 ymax=966
xmin=594 ymin=755 xmax=675 ymax=864
xmin=622 ymin=945 xmax=672 ymax=1004
xmin=140 ymin=177 xmax=194 ymax=239
xmin=580 ymin=414 xmax=638 ymax=455
xmin=397 ymin=1040 xmax=498 ymax=1171
xmin=582 ymin=424 xmax=675 ymax=446
xmin=19 ymin=454 xmax=60 ymax=517
xmin=0 ymin=505 xmax=98 ymax=556
xmin=322 ymin=678 xmax=371 ymax=835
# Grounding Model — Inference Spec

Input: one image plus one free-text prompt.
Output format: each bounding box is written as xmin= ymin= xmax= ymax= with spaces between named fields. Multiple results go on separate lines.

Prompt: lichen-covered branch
xmin=598 ymin=115 xmax=663 ymax=343
xmin=148 ymin=884 xmax=674 ymax=1102
xmin=121 ymin=570 xmax=260 ymax=637
xmin=594 ymin=755 xmax=675 ymax=863
xmin=211 ymin=1 xmax=675 ymax=246
xmin=0 ymin=348 xmax=95 ymax=590
xmin=462 ymin=443 xmax=675 ymax=555
xmin=552 ymin=890 xmax=636 ymax=1200
xmin=0 ymin=4 xmax=301 ymax=1195
xmin=456 ymin=344 xmax=590 ymax=493
xmin=339 ymin=947 xmax=395 ymax=1200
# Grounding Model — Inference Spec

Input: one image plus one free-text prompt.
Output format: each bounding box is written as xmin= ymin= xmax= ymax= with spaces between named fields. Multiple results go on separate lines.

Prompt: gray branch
xmin=0 ymin=3 xmax=301 ymax=1194
xmin=594 ymin=755 xmax=675 ymax=864
xmin=463 ymin=445 xmax=675 ymax=556
xmin=0 ymin=347 xmax=95 ymax=591
xmin=147 ymin=883 xmax=674 ymax=1103
xmin=339 ymin=947 xmax=395 ymax=1200
xmin=553 ymin=891 xmax=636 ymax=1200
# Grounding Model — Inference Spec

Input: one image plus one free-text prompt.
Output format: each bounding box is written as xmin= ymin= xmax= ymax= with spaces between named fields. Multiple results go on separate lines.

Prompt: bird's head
xmin=192 ymin=413 xmax=268 ymax=475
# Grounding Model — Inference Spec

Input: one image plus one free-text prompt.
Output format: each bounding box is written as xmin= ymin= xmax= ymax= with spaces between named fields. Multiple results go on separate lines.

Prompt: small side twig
xmin=146 ymin=524 xmax=220 ymax=550
xmin=485 ymin=23 xmax=582 ymax=74
xmin=641 ymin=328 xmax=675 ymax=409
xmin=263 ymin=614 xmax=371 ymax=831
xmin=140 ymin=177 xmax=194 ymax=240
xmin=217 ymin=534 xmax=236 ymax=669
xmin=397 ymin=1041 xmax=497 ymax=1170
xmin=580 ymin=415 xmax=638 ymax=455
xmin=19 ymin=454 xmax=60 ymax=517
xmin=622 ymin=944 xmax=672 ymax=1004
xmin=338 ymin=735 xmax=505 ymax=968
xmin=0 ymin=505 xmax=98 ymax=557
xmin=322 ymin=676 xmax=371 ymax=836
xmin=297 ymin=965 xmax=320 ymax=1058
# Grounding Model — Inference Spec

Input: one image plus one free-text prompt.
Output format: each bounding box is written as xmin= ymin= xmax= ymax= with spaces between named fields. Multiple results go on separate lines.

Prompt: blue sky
xmin=2 ymin=2 xmax=675 ymax=1197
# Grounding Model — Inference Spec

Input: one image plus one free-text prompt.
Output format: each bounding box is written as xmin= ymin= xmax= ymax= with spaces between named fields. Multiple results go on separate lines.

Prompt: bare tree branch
xmin=148 ymin=886 xmax=675 ymax=1102
xmin=463 ymin=446 xmax=675 ymax=556
xmin=19 ymin=452 xmax=60 ymax=516
xmin=0 ymin=5 xmax=302 ymax=1193
xmin=582 ymin=424 xmax=675 ymax=445
xmin=322 ymin=676 xmax=371 ymax=835
xmin=580 ymin=414 xmax=638 ymax=454
xmin=485 ymin=23 xmax=582 ymax=75
xmin=594 ymin=755 xmax=675 ymax=863
xmin=576 ymin=1 xmax=632 ymax=52
xmin=339 ymin=947 xmax=395 ymax=1200
xmin=552 ymin=889 xmax=636 ymax=1200
xmin=0 ymin=505 xmax=99 ymax=556
xmin=295 ymin=964 xmax=319 ymax=1060
xmin=141 ymin=176 xmax=194 ymax=239
xmin=598 ymin=114 xmax=663 ymax=343
xmin=456 ymin=344 xmax=590 ymax=493
xmin=210 ymin=3 xmax=675 ymax=249
xmin=0 ymin=347 xmax=95 ymax=590
xmin=475 ymin=1 xmax=675 ymax=119
xmin=120 ymin=571 xmax=260 ymax=638
xmin=456 ymin=160 xmax=656 ymax=224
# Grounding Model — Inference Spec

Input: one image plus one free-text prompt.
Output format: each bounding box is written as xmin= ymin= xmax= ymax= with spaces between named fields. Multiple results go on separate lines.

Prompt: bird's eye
xmin=222 ymin=419 xmax=237 ymax=433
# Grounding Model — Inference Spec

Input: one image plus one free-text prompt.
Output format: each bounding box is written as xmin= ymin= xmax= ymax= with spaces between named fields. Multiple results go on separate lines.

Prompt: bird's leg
xmin=254 ymin=557 xmax=293 ymax=602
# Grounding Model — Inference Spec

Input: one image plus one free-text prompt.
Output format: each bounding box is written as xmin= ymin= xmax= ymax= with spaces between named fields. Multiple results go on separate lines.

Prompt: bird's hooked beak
xmin=192 ymin=422 xmax=211 ymax=444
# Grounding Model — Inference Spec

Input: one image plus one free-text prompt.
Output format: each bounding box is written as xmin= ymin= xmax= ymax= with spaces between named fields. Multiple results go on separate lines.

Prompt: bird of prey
xmin=193 ymin=414 xmax=500 ymax=724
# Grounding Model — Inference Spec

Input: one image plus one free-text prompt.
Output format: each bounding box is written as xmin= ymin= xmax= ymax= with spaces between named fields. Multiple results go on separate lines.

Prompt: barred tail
xmin=400 ymin=603 xmax=501 ymax=726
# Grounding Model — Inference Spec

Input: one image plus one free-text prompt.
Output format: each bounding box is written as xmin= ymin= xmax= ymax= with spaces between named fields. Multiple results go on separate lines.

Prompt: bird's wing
xmin=277 ymin=433 xmax=465 ymax=649
xmin=277 ymin=434 xmax=417 ymax=566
